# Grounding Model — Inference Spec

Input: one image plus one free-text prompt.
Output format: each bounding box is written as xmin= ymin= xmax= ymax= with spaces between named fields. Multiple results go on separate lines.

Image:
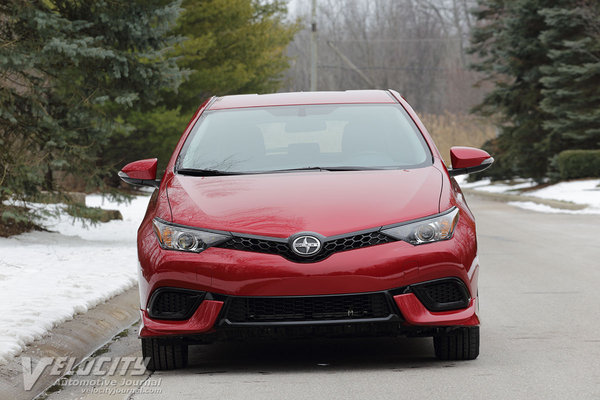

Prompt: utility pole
xmin=327 ymin=41 xmax=378 ymax=88
xmin=310 ymin=0 xmax=318 ymax=91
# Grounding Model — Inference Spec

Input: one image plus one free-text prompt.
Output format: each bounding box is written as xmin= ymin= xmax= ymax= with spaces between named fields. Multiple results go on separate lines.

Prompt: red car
xmin=119 ymin=90 xmax=492 ymax=370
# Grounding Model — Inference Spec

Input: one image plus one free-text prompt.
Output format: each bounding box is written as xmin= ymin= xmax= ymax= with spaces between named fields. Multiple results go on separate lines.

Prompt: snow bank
xmin=0 ymin=194 xmax=150 ymax=364
xmin=508 ymin=201 xmax=600 ymax=214
xmin=456 ymin=175 xmax=600 ymax=214
xmin=456 ymin=176 xmax=537 ymax=193
xmin=526 ymin=179 xmax=600 ymax=208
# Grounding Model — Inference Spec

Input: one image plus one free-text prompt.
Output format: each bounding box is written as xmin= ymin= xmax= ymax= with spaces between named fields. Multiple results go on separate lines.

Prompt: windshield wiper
xmin=176 ymin=168 xmax=243 ymax=176
xmin=270 ymin=166 xmax=387 ymax=173
xmin=268 ymin=167 xmax=328 ymax=173
xmin=177 ymin=166 xmax=397 ymax=176
xmin=319 ymin=166 xmax=385 ymax=171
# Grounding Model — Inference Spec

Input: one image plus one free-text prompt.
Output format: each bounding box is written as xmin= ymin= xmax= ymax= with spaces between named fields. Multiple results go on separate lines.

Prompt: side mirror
xmin=448 ymin=147 xmax=494 ymax=177
xmin=118 ymin=158 xmax=160 ymax=188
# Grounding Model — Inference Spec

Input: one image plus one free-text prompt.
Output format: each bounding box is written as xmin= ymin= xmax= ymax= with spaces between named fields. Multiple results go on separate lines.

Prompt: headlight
xmin=381 ymin=208 xmax=459 ymax=245
xmin=152 ymin=218 xmax=231 ymax=253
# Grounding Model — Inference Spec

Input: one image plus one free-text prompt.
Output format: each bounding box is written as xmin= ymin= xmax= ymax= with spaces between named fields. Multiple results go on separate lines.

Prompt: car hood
xmin=166 ymin=168 xmax=442 ymax=238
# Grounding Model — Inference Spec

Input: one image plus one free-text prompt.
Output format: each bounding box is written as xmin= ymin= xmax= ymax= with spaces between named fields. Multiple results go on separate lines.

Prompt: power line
xmin=319 ymin=38 xmax=463 ymax=43
xmin=318 ymin=64 xmax=458 ymax=72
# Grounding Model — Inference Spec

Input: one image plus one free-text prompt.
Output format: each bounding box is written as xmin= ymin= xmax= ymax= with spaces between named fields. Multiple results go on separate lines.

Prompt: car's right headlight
xmin=152 ymin=218 xmax=231 ymax=253
xmin=381 ymin=207 xmax=459 ymax=245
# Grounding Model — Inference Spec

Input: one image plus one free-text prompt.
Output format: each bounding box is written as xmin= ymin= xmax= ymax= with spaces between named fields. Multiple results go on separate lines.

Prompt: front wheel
xmin=433 ymin=326 xmax=479 ymax=360
xmin=141 ymin=338 xmax=188 ymax=371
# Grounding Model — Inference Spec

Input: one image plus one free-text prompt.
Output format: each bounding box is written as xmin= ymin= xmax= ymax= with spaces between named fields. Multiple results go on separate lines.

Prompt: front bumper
xmin=137 ymin=218 xmax=480 ymax=338
xmin=139 ymin=280 xmax=479 ymax=338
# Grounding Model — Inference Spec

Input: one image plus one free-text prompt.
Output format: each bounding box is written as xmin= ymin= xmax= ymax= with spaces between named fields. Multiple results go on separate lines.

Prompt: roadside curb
xmin=0 ymin=287 xmax=140 ymax=400
xmin=462 ymin=189 xmax=587 ymax=210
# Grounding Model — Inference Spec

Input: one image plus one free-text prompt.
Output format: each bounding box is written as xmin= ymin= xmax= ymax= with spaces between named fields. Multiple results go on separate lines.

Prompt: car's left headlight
xmin=152 ymin=218 xmax=231 ymax=253
xmin=381 ymin=207 xmax=459 ymax=245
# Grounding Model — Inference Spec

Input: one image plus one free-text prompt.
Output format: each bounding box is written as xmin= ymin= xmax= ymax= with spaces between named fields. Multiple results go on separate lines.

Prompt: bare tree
xmin=283 ymin=0 xmax=486 ymax=114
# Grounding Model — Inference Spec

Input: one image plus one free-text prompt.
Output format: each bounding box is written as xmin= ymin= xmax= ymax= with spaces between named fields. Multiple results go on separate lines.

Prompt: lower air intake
xmin=412 ymin=279 xmax=470 ymax=312
xmin=224 ymin=293 xmax=391 ymax=323
xmin=148 ymin=288 xmax=205 ymax=320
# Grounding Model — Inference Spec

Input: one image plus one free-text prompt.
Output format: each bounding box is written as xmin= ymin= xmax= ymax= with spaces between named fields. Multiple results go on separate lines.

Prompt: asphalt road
xmin=46 ymin=196 xmax=600 ymax=400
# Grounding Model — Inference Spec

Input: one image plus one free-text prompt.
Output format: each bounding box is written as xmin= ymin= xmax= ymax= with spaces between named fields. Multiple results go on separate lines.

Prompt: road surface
xmin=46 ymin=196 xmax=600 ymax=400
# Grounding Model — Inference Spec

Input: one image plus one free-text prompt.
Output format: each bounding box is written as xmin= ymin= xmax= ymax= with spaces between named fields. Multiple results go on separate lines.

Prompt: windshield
xmin=176 ymin=104 xmax=432 ymax=174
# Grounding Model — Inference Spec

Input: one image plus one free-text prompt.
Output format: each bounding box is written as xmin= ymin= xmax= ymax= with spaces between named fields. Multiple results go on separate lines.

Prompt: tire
xmin=433 ymin=326 xmax=479 ymax=360
xmin=141 ymin=338 xmax=188 ymax=371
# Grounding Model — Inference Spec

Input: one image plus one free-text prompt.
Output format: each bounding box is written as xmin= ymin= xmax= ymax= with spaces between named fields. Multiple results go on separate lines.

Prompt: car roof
xmin=208 ymin=90 xmax=398 ymax=110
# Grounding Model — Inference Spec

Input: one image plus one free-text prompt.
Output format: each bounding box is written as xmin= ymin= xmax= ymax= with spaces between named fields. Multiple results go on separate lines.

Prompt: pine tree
xmin=539 ymin=3 xmax=600 ymax=153
xmin=0 ymin=0 xmax=183 ymax=225
xmin=105 ymin=0 xmax=298 ymax=175
xmin=470 ymin=0 xmax=565 ymax=181
xmin=170 ymin=0 xmax=298 ymax=111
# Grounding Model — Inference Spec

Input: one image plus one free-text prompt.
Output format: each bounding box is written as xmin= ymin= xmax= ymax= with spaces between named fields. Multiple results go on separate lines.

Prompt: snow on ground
xmin=456 ymin=176 xmax=538 ymax=193
xmin=456 ymin=176 xmax=600 ymax=214
xmin=461 ymin=178 xmax=537 ymax=193
xmin=507 ymin=201 xmax=598 ymax=214
xmin=509 ymin=180 xmax=600 ymax=214
xmin=526 ymin=179 xmax=600 ymax=207
xmin=0 ymin=194 xmax=150 ymax=364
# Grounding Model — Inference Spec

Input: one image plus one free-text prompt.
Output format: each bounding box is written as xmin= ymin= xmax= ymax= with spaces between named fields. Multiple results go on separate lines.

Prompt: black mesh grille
xmin=322 ymin=232 xmax=393 ymax=254
xmin=424 ymin=282 xmax=465 ymax=303
xmin=218 ymin=237 xmax=294 ymax=258
xmin=224 ymin=293 xmax=391 ymax=323
xmin=412 ymin=279 xmax=470 ymax=311
xmin=216 ymin=231 xmax=394 ymax=263
xmin=148 ymin=289 xmax=204 ymax=320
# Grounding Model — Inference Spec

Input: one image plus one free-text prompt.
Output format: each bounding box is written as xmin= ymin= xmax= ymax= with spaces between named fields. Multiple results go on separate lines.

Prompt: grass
xmin=419 ymin=112 xmax=497 ymax=165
